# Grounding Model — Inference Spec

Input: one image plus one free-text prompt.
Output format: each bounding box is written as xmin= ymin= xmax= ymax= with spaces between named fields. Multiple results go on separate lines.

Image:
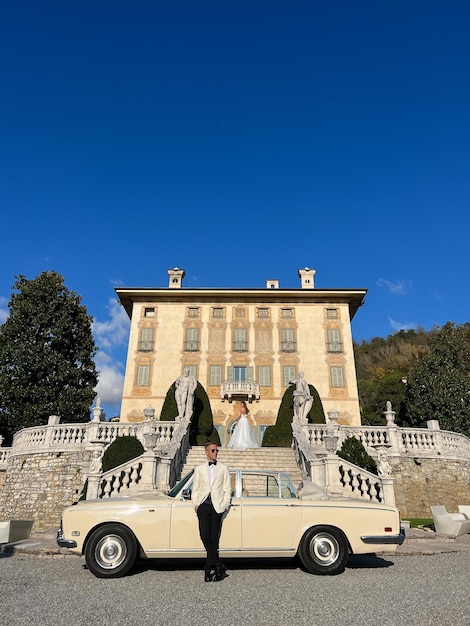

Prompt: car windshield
xmin=166 ymin=469 xmax=298 ymax=500
xmin=167 ymin=469 xmax=194 ymax=498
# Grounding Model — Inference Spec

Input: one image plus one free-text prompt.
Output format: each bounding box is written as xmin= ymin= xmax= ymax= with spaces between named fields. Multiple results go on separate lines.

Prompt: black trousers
xmin=197 ymin=497 xmax=224 ymax=572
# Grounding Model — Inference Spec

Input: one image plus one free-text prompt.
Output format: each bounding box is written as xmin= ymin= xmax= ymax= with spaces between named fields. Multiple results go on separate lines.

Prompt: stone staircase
xmin=179 ymin=446 xmax=303 ymax=487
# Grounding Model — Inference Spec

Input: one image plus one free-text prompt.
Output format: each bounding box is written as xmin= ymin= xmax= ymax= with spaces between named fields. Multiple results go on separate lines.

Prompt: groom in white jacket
xmin=192 ymin=442 xmax=231 ymax=581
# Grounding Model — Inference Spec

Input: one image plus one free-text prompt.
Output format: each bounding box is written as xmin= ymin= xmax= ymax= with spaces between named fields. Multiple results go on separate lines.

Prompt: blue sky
xmin=1 ymin=1 xmax=469 ymax=419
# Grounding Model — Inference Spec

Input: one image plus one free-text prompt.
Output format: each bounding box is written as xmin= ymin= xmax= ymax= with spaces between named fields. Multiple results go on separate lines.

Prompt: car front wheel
xmin=85 ymin=524 xmax=138 ymax=578
xmin=299 ymin=526 xmax=348 ymax=575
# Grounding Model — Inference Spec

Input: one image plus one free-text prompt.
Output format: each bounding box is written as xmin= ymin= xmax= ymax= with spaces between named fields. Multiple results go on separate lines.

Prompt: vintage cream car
xmin=57 ymin=469 xmax=404 ymax=578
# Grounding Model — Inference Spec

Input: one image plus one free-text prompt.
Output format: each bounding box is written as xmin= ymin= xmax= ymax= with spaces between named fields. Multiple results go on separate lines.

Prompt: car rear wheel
xmin=85 ymin=524 xmax=138 ymax=578
xmin=299 ymin=526 xmax=348 ymax=575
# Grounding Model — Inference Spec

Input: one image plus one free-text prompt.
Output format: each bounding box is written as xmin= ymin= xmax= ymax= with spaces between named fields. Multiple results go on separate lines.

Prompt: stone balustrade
xmin=1 ymin=403 xmax=469 ymax=513
xmin=0 ymin=415 xmax=178 ymax=469
xmin=293 ymin=422 xmax=395 ymax=505
xmin=301 ymin=421 xmax=470 ymax=462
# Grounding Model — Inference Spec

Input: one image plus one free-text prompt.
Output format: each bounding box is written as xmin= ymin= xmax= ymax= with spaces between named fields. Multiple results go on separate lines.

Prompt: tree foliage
xmin=0 ymin=271 xmax=98 ymax=442
xmin=355 ymin=328 xmax=431 ymax=425
xmin=355 ymin=323 xmax=470 ymax=438
xmin=404 ymin=323 xmax=470 ymax=436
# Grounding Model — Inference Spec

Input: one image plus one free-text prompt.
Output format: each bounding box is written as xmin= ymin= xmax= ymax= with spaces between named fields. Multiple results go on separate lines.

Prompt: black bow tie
xmin=208 ymin=461 xmax=217 ymax=466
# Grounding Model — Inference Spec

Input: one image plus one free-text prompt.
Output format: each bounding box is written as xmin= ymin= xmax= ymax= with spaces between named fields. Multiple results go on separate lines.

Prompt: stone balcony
xmin=220 ymin=380 xmax=260 ymax=403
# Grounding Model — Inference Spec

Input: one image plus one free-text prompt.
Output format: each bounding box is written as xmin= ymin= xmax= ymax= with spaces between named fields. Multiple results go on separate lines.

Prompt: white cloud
xmin=376 ymin=278 xmax=408 ymax=295
xmin=94 ymin=359 xmax=124 ymax=405
xmin=388 ymin=317 xmax=417 ymax=332
xmin=0 ymin=297 xmax=8 ymax=324
xmin=92 ymin=298 xmax=130 ymax=349
xmin=91 ymin=298 xmax=130 ymax=418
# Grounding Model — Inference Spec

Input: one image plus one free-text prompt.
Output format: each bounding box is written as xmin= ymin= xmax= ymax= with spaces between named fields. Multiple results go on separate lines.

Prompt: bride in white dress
xmin=227 ymin=401 xmax=259 ymax=450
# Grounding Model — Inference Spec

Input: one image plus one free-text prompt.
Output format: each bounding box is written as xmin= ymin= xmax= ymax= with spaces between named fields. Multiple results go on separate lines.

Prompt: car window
xmin=239 ymin=472 xmax=298 ymax=498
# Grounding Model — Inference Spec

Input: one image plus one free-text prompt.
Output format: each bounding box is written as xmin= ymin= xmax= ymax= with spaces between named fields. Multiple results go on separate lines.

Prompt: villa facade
xmin=116 ymin=268 xmax=367 ymax=444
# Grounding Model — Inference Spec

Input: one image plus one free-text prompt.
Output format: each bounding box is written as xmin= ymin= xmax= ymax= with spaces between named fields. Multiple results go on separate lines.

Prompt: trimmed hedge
xmin=262 ymin=383 xmax=325 ymax=447
xmin=336 ymin=436 xmax=378 ymax=475
xmin=160 ymin=380 xmax=220 ymax=446
xmin=101 ymin=436 xmax=145 ymax=473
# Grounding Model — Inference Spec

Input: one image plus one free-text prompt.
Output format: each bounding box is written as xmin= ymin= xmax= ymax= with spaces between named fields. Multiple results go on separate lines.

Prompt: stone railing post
xmin=380 ymin=477 xmax=396 ymax=506
xmin=322 ymin=432 xmax=343 ymax=496
xmin=85 ymin=439 xmax=107 ymax=499
xmin=139 ymin=451 xmax=158 ymax=489
xmin=309 ymin=458 xmax=326 ymax=488
xmin=324 ymin=455 xmax=343 ymax=497
xmin=427 ymin=420 xmax=443 ymax=454
xmin=155 ymin=456 xmax=172 ymax=492
xmin=87 ymin=420 xmax=102 ymax=445
xmin=383 ymin=401 xmax=401 ymax=455
xmin=86 ymin=473 xmax=101 ymax=500
xmin=44 ymin=415 xmax=60 ymax=448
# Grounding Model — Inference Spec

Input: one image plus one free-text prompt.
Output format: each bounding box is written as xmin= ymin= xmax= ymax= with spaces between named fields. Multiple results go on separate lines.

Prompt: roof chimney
xmin=167 ymin=267 xmax=185 ymax=289
xmin=298 ymin=267 xmax=316 ymax=289
xmin=266 ymin=279 xmax=279 ymax=289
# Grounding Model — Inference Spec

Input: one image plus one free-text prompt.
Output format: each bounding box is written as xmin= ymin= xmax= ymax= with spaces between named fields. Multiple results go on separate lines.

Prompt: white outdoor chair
xmin=458 ymin=505 xmax=470 ymax=519
xmin=430 ymin=505 xmax=470 ymax=536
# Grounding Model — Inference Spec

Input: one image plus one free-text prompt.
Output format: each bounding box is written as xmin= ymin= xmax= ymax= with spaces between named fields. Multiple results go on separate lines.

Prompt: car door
xmin=168 ymin=471 xmax=242 ymax=551
xmin=240 ymin=471 xmax=301 ymax=549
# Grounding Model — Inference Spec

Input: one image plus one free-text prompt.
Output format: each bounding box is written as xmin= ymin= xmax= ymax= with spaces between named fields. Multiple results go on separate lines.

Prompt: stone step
xmin=180 ymin=446 xmax=303 ymax=486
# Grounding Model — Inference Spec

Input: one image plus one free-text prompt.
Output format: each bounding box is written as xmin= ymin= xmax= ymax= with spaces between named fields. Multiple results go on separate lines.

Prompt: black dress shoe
xmin=213 ymin=564 xmax=227 ymax=581
xmin=204 ymin=570 xmax=215 ymax=582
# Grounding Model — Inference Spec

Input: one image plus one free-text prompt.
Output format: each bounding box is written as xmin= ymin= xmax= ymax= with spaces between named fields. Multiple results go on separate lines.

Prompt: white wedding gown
xmin=227 ymin=415 xmax=259 ymax=450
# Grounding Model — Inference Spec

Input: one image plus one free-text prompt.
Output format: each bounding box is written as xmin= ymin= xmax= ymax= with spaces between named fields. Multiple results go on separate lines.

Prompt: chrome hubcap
xmin=310 ymin=533 xmax=339 ymax=565
xmin=95 ymin=534 xmax=127 ymax=570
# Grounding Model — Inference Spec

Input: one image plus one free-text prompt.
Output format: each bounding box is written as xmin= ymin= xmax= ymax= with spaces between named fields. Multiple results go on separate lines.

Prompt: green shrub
xmin=336 ymin=437 xmax=377 ymax=475
xmin=101 ymin=436 xmax=145 ymax=473
xmin=160 ymin=380 xmax=220 ymax=446
xmin=262 ymin=383 xmax=326 ymax=447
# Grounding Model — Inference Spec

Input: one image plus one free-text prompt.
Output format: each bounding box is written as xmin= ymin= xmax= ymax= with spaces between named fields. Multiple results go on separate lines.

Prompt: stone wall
xmin=1 ymin=443 xmax=469 ymax=529
xmin=392 ymin=457 xmax=470 ymax=518
xmin=0 ymin=450 xmax=91 ymax=530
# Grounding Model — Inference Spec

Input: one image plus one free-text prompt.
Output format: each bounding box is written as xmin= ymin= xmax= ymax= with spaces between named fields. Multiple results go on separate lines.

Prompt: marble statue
xmin=175 ymin=367 xmax=197 ymax=419
xmin=290 ymin=371 xmax=314 ymax=423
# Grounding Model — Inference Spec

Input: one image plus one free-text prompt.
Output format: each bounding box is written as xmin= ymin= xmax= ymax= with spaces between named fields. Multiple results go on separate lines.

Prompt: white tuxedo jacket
xmin=192 ymin=461 xmax=231 ymax=514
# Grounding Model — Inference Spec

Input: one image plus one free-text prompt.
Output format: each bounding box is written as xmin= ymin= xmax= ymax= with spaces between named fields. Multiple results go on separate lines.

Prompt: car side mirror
xmin=180 ymin=488 xmax=192 ymax=501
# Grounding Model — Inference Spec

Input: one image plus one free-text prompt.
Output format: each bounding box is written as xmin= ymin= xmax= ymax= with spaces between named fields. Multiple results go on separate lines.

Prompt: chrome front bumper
xmin=56 ymin=525 xmax=77 ymax=549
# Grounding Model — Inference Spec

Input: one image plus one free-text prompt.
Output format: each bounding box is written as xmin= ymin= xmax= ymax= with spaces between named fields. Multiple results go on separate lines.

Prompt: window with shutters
xmin=326 ymin=308 xmax=338 ymax=319
xmin=281 ymin=328 xmax=296 ymax=352
xmin=327 ymin=329 xmax=343 ymax=353
xmin=281 ymin=308 xmax=293 ymax=319
xmin=138 ymin=327 xmax=154 ymax=352
xmin=188 ymin=307 xmax=200 ymax=318
xmin=257 ymin=307 xmax=269 ymax=318
xmin=209 ymin=365 xmax=223 ymax=385
xmin=144 ymin=307 xmax=155 ymax=318
xmin=233 ymin=328 xmax=248 ymax=352
xmin=185 ymin=328 xmax=199 ymax=351
xmin=212 ymin=307 xmax=224 ymax=318
xmin=331 ymin=366 xmax=345 ymax=387
xmin=258 ymin=366 xmax=271 ymax=386
xmin=136 ymin=365 xmax=150 ymax=386
xmin=283 ymin=366 xmax=296 ymax=387
xmin=227 ymin=366 xmax=253 ymax=382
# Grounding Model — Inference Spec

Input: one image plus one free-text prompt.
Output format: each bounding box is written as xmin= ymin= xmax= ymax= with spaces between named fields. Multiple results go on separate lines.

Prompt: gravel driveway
xmin=1 ymin=551 xmax=469 ymax=626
